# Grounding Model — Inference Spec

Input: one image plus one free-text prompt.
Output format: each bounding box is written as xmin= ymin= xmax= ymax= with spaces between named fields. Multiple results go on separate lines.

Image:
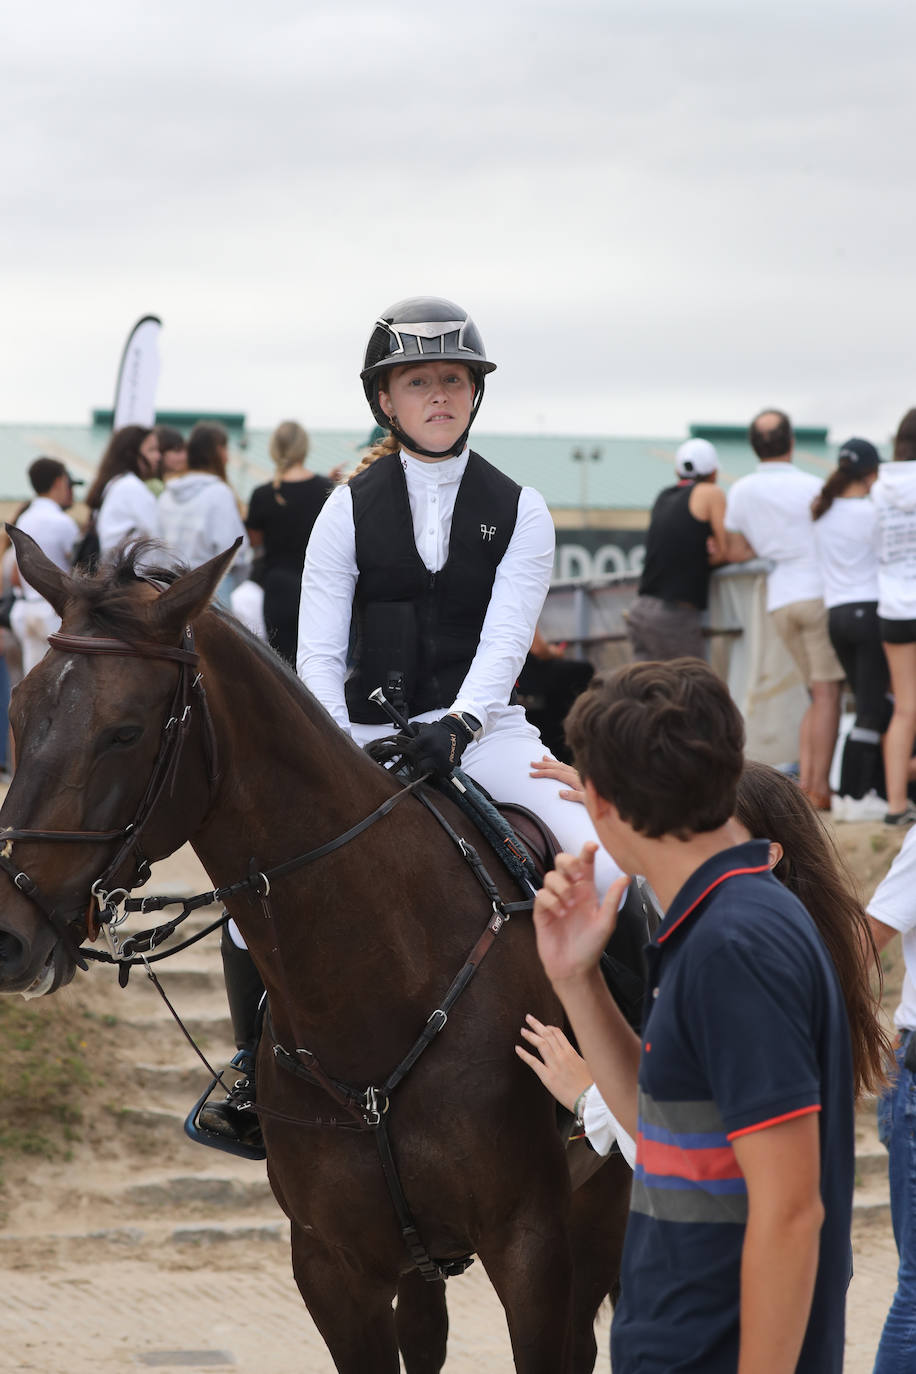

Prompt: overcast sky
xmin=3 ymin=0 xmax=916 ymax=442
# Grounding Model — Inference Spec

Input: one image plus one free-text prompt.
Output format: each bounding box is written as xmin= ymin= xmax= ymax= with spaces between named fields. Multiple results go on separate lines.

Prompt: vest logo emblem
xmin=480 ymin=524 xmax=496 ymax=541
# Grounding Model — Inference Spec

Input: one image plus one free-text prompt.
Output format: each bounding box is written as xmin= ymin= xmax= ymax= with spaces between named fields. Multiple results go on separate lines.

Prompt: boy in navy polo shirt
xmin=533 ymin=660 xmax=854 ymax=1373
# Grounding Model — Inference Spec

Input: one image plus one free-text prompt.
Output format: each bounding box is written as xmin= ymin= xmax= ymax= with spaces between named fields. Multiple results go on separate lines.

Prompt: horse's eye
xmin=109 ymin=725 xmax=142 ymax=748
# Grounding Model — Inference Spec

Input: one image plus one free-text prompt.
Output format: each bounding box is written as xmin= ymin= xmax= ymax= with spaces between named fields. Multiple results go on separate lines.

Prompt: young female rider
xmin=198 ymin=298 xmax=630 ymax=1149
xmin=296 ymin=295 xmax=624 ymax=896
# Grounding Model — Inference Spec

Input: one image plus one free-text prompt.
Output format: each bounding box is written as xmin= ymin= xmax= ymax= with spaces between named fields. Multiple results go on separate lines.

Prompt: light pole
xmin=571 ymin=446 xmax=602 ymax=528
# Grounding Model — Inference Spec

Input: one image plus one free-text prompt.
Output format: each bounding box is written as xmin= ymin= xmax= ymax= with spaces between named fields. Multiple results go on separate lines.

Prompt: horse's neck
xmin=188 ymin=620 xmax=485 ymax=1065
xmin=192 ymin=617 xmax=392 ymax=875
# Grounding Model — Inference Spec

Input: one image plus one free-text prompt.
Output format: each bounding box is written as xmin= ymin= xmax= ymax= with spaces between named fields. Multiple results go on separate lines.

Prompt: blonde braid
xmin=347 ymin=430 xmax=400 ymax=481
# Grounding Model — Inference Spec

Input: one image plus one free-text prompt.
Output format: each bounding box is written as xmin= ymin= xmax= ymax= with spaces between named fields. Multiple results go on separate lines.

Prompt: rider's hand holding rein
xmin=533 ymin=844 xmax=629 ymax=986
xmin=396 ymin=712 xmax=477 ymax=779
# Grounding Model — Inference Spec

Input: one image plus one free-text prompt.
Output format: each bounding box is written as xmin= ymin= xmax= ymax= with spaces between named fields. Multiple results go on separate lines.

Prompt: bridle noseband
xmin=0 ymin=626 xmax=221 ymax=968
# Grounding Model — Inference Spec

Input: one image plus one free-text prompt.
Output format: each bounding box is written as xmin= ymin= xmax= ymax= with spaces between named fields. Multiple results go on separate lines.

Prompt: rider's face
xmin=379 ymin=361 xmax=475 ymax=461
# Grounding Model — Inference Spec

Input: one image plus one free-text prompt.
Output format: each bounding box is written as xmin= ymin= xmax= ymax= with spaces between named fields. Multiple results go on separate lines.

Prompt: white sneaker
xmin=830 ymin=795 xmax=848 ymax=822
xmin=841 ymin=792 xmax=887 ymax=822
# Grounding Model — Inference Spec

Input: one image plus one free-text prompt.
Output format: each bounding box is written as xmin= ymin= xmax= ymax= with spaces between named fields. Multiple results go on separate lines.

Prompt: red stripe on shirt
xmin=657 ymin=864 xmax=771 ymax=944
xmin=639 ymin=1136 xmax=744 ymax=1183
xmin=726 ymin=1103 xmax=821 ymax=1140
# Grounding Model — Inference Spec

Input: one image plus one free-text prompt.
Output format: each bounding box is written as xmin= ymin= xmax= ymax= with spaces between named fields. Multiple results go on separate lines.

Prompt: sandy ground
xmin=0 ymin=1220 xmax=900 ymax=1373
xmin=0 ymin=821 xmax=905 ymax=1372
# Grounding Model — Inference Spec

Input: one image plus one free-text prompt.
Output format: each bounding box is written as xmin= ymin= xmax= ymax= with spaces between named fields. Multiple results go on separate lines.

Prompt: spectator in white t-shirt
xmin=871 ymin=408 xmax=916 ymax=826
xmin=10 ymin=458 xmax=82 ymax=675
xmin=811 ymin=438 xmax=888 ymax=820
xmin=724 ymin=409 xmax=844 ymax=809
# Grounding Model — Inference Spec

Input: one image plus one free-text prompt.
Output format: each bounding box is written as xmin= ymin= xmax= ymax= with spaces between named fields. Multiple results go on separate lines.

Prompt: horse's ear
xmin=6 ymin=525 xmax=72 ymax=616
xmin=151 ymin=539 xmax=243 ymax=637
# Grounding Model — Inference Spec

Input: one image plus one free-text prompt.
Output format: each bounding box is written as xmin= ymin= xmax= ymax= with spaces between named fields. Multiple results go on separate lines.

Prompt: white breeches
xmin=10 ymin=598 xmax=61 ymax=677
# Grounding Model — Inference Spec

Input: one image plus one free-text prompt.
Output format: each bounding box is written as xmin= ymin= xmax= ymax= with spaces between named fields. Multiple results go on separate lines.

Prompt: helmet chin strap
xmin=382 ymin=378 xmax=487 ymax=461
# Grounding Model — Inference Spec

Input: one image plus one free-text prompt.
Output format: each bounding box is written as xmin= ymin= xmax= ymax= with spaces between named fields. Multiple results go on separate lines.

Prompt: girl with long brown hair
xmin=86 ymin=424 xmax=162 ymax=558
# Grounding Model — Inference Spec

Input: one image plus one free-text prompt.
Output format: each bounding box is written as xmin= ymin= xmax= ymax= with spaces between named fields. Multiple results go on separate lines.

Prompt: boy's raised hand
xmin=533 ymin=843 xmax=630 ymax=985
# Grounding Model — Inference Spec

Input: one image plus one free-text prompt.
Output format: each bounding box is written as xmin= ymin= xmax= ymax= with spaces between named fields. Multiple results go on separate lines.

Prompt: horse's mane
xmin=68 ymin=541 xmax=342 ymax=732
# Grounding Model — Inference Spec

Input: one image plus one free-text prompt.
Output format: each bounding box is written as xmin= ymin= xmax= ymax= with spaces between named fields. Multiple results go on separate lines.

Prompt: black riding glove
xmin=396 ymin=713 xmax=479 ymax=779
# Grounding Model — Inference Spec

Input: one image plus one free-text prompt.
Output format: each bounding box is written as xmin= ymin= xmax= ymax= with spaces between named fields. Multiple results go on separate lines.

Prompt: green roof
xmin=0 ymin=418 xmax=867 ymax=510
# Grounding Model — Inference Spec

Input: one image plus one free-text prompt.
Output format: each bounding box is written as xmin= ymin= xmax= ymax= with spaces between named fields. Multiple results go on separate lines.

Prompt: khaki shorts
xmin=769 ymin=598 xmax=845 ymax=685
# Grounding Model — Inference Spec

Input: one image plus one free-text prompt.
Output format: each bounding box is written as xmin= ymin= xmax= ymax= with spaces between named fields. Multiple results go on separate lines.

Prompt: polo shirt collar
xmin=653 ymin=838 xmax=772 ymax=947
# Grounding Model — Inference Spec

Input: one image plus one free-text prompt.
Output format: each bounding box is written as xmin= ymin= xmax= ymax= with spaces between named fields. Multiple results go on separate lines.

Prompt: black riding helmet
xmin=360 ymin=296 xmax=496 ymax=459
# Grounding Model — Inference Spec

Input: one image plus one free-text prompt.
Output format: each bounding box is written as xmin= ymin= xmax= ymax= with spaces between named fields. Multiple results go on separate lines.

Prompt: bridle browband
xmin=0 ymin=626 xmax=221 ymax=969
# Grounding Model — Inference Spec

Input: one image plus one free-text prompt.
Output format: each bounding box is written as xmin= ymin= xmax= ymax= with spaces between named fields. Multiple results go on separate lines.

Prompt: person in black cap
xmin=811 ymin=437 xmax=888 ymax=819
xmin=9 ymin=458 xmax=82 ymax=675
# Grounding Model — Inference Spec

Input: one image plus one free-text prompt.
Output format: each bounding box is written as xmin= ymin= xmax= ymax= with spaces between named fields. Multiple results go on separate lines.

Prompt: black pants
xmin=263 ymin=567 xmax=301 ymax=668
xmin=829 ymin=601 xmax=891 ymax=799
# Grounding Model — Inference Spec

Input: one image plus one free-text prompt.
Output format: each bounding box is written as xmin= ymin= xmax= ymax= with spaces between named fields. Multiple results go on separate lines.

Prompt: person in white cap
xmin=625 ymin=436 xmax=726 ymax=661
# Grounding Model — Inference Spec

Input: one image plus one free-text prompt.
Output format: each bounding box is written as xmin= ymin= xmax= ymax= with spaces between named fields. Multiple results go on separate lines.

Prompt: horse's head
xmin=0 ymin=529 xmax=239 ymax=997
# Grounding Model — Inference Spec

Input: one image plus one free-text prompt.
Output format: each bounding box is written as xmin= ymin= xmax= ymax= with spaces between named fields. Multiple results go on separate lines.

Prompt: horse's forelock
xmin=67 ymin=541 xmax=185 ymax=640
xmin=65 ymin=543 xmax=335 ymax=730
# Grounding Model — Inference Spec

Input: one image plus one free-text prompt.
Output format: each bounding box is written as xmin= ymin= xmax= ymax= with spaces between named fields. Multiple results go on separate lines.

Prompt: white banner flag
xmin=112 ymin=314 xmax=162 ymax=430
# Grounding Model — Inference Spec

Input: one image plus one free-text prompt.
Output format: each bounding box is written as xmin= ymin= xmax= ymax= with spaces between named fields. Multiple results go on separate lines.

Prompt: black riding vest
xmin=345 ymin=450 xmax=521 ymax=725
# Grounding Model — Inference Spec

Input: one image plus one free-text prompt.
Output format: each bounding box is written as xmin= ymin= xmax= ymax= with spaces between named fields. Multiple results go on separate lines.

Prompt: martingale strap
xmin=269 ymin=782 xmax=525 ymax=1282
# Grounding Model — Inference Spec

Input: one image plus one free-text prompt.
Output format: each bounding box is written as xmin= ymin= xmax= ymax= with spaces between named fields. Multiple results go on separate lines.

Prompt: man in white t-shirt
xmin=866 ymin=833 xmax=916 ymax=1370
xmin=724 ymin=409 xmax=843 ymax=809
xmin=10 ymin=458 xmax=82 ymax=675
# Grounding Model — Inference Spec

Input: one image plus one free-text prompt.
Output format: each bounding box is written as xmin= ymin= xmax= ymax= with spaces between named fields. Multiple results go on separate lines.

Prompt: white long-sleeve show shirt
xmin=297 ymin=448 xmax=556 ymax=732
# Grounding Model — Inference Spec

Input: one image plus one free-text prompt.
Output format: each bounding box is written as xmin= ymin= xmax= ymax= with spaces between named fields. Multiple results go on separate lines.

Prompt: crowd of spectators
xmin=4 ymin=405 xmax=916 ymax=827
xmin=628 ymin=405 xmax=916 ymax=828
xmin=0 ymin=418 xmax=329 ymax=764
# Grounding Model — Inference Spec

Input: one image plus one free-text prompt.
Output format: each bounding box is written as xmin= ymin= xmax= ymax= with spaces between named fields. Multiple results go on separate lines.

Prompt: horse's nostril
xmin=0 ymin=929 xmax=29 ymax=976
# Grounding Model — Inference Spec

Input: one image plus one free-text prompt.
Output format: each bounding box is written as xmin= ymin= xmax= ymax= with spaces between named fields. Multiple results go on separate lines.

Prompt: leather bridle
xmin=0 ymin=625 xmax=221 ymax=969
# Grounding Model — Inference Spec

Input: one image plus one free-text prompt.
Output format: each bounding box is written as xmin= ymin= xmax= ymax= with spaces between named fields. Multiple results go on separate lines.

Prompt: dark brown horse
xmin=0 ymin=531 xmax=631 ymax=1373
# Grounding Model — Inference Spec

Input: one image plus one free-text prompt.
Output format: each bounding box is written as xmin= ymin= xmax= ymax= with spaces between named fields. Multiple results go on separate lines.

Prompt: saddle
xmin=438 ymin=775 xmax=651 ymax=1035
xmin=491 ymin=801 xmax=561 ymax=882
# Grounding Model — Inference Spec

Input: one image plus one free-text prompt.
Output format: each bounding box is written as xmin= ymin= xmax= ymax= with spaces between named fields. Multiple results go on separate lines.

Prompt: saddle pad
xmin=494 ymin=802 xmax=561 ymax=883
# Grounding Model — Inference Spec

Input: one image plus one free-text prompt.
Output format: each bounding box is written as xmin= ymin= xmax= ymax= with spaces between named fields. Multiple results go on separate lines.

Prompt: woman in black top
xmin=245 ymin=421 xmax=334 ymax=664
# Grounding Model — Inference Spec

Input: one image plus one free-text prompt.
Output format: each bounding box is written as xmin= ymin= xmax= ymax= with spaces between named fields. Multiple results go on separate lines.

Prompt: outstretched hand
xmin=533 ymin=844 xmax=630 ymax=986
xmin=529 ymin=754 xmax=585 ymax=803
xmin=515 ymin=1014 xmax=593 ymax=1113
